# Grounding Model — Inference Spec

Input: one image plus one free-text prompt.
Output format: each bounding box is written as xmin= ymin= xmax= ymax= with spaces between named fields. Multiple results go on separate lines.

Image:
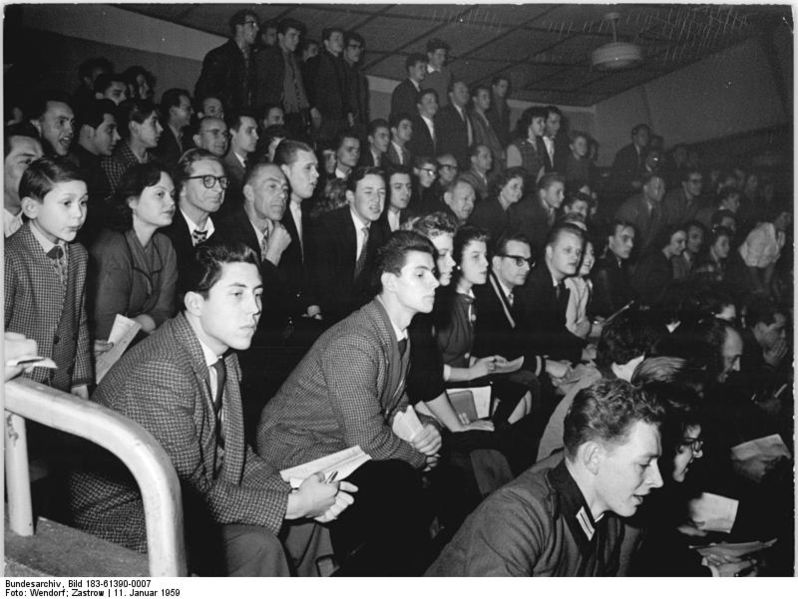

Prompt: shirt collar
xmin=376 ymin=296 xmax=406 ymax=342
xmin=197 ymin=337 xmax=222 ymax=369
xmin=233 ymin=151 xmax=247 ymax=168
xmin=426 ymin=63 xmax=439 ymax=74
xmin=350 ymin=207 xmax=370 ymax=230
xmin=181 ymin=209 xmax=215 ymax=237
xmin=29 ymin=221 xmax=65 ymax=255
xmin=548 ymin=460 xmax=605 ymax=550
xmin=335 ymin=167 xmax=350 ymax=180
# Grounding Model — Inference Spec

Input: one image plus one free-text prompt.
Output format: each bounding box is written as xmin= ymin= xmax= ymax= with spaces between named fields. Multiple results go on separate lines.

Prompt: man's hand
xmin=263 ymin=222 xmax=292 ymax=265
xmin=314 ymin=481 xmax=358 ymax=523
xmin=423 ymin=454 xmax=439 ymax=472
xmin=469 ymin=356 xmax=496 ymax=379
xmin=545 ymin=358 xmax=571 ymax=380
xmin=71 ymin=385 xmax=89 ymax=400
xmin=286 ymin=472 xmax=345 ymax=520
xmin=410 ymin=423 xmax=442 ymax=456
xmin=94 ymin=340 xmax=114 ymax=358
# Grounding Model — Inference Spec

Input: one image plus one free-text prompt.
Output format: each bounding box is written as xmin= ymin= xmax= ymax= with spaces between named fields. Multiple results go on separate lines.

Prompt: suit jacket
xmin=195 ymin=39 xmax=255 ymax=113
xmin=255 ymin=299 xmax=427 ymax=470
xmin=306 ymin=50 xmax=349 ymax=120
xmin=358 ymin=148 xmax=384 ymax=168
xmin=610 ymin=143 xmax=644 ymax=195
xmin=220 ymin=151 xmax=247 ymax=217
xmin=214 ymin=208 xmax=295 ymax=342
xmin=435 ymin=104 xmax=472 ymax=169
xmin=309 ymin=206 xmax=387 ymax=323
xmin=154 ymin=126 xmax=184 ymax=174
xmin=69 ymin=313 xmax=289 ymax=552
xmin=519 ymin=263 xmax=584 ymax=364
xmin=459 ymin=169 xmax=490 ymax=203
xmin=486 ymin=97 xmax=511 ymax=148
xmin=473 ymin=271 xmax=541 ymax=374
xmin=280 ymin=201 xmax=316 ymax=312
xmin=4 ymin=223 xmax=92 ymax=389
xmin=470 ymin=109 xmax=504 ymax=169
xmin=508 ymin=196 xmax=555 ymax=259
xmin=162 ymin=209 xmax=216 ymax=293
xmin=390 ymin=79 xmax=420 ymax=120
xmin=252 ymin=46 xmax=286 ymax=110
xmin=407 ymin=115 xmax=436 ymax=160
xmin=385 ymin=143 xmax=412 ymax=168
xmin=345 ymin=61 xmax=369 ymax=128
xmin=614 ymin=195 xmax=665 ymax=253
xmin=468 ymin=197 xmax=511 ymax=243
xmin=589 ymin=254 xmax=635 ymax=318
xmin=630 ymin=250 xmax=672 ymax=307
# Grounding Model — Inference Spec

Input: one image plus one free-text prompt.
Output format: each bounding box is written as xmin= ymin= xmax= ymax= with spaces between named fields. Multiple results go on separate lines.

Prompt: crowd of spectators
xmin=4 ymin=8 xmax=793 ymax=577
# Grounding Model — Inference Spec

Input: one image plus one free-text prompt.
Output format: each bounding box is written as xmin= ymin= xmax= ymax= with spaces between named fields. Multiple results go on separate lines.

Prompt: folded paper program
xmin=392 ymin=404 xmax=424 ymax=442
xmin=689 ymin=492 xmax=739 ymax=533
xmin=96 ymin=314 xmax=142 ymax=382
xmin=279 ymin=445 xmax=372 ymax=489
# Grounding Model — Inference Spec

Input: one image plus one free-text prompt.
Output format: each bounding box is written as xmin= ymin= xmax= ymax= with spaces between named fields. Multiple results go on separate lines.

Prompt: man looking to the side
xmin=427 ymin=378 xmax=665 ymax=576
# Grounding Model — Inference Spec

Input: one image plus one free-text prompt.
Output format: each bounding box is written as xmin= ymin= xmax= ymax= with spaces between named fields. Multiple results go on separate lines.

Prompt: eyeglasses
xmin=681 ymin=436 xmax=704 ymax=453
xmin=499 ymin=254 xmax=534 ymax=268
xmin=186 ymin=174 xmax=229 ymax=190
xmin=243 ymin=20 xmax=259 ymax=28
xmin=420 ymin=168 xmax=437 ymax=176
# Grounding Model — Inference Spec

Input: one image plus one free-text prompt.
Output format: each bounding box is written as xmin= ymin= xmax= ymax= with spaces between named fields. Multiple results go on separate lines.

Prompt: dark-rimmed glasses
xmin=186 ymin=175 xmax=229 ymax=190
xmin=499 ymin=254 xmax=534 ymax=268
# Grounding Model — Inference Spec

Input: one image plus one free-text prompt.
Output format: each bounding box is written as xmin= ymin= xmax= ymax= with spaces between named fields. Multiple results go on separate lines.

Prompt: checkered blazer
xmin=4 ymin=222 xmax=92 ymax=388
xmin=69 ymin=312 xmax=289 ymax=552
xmin=256 ymin=299 xmax=427 ymax=470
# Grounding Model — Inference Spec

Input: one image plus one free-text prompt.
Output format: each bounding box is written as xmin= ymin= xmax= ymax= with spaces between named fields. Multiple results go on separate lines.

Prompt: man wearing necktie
xmin=257 ymin=231 xmax=443 ymax=574
xmin=310 ymin=167 xmax=388 ymax=324
xmin=434 ymin=79 xmax=473 ymax=171
xmin=163 ymin=149 xmax=227 ymax=293
xmin=519 ymin=223 xmax=588 ymax=365
xmin=69 ymin=241 xmax=356 ymax=576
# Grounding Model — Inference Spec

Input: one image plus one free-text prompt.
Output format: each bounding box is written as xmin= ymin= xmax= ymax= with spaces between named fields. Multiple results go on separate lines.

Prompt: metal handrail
xmin=3 ymin=378 xmax=187 ymax=576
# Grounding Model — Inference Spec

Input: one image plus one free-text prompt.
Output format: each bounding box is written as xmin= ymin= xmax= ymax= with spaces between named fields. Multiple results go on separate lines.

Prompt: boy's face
xmin=194 ymin=262 xmax=263 ymax=355
xmin=23 ymin=180 xmax=88 ymax=243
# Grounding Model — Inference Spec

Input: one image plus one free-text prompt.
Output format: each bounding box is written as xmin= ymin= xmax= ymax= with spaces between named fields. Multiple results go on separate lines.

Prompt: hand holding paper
xmin=688 ymin=492 xmax=739 ymax=533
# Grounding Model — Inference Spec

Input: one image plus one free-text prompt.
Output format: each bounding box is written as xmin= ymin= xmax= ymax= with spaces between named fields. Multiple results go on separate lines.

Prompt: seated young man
xmin=256 ymin=231 xmax=443 ymax=575
xmin=426 ymin=378 xmax=665 ymax=576
xmin=68 ymin=241 xmax=355 ymax=576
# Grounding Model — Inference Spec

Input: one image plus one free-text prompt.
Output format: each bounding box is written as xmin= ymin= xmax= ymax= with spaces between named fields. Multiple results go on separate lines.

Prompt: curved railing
xmin=4 ymin=378 xmax=187 ymax=576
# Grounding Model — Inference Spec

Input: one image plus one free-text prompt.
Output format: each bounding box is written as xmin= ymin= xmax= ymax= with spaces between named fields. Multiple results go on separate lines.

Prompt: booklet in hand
xmin=279 ymin=445 xmax=371 ymax=489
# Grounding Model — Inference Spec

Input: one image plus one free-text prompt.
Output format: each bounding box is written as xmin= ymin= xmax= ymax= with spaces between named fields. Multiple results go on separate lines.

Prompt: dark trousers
xmin=219 ymin=524 xmax=292 ymax=576
xmin=329 ymin=459 xmax=432 ymax=576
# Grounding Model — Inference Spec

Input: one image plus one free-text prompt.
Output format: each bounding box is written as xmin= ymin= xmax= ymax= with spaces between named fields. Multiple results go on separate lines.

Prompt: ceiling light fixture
xmin=591 ymin=12 xmax=643 ymax=70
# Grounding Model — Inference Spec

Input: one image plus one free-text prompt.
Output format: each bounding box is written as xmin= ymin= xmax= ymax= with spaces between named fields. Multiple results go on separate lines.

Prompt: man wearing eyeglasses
xmin=164 ymin=149 xmax=228 ymax=292
xmin=195 ymin=9 xmax=259 ymax=113
xmin=474 ymin=234 xmax=566 ymax=420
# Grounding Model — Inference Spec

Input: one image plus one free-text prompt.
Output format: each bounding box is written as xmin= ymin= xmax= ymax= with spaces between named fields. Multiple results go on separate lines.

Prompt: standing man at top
xmin=435 ymin=80 xmax=473 ymax=170
xmin=486 ymin=76 xmax=511 ymax=148
xmin=541 ymin=105 xmax=565 ymax=173
xmin=195 ymin=9 xmax=260 ymax=114
xmin=343 ymin=31 xmax=370 ymax=140
xmin=390 ymin=54 xmax=427 ymax=120
xmin=306 ymin=27 xmax=351 ymax=143
xmin=425 ymin=38 xmax=453 ymax=109
xmin=253 ymin=18 xmax=311 ymax=141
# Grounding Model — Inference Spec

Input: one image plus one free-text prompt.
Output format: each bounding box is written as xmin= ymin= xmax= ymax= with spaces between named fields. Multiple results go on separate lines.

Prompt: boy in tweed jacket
xmin=4 ymin=157 xmax=93 ymax=398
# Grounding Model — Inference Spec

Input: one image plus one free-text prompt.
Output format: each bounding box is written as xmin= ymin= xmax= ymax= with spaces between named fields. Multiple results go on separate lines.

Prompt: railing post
xmin=4 ymin=412 xmax=35 ymax=536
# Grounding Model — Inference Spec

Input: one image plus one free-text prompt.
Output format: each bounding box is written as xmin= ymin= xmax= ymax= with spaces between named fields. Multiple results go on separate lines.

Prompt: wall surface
xmin=593 ymin=37 xmax=789 ymax=166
